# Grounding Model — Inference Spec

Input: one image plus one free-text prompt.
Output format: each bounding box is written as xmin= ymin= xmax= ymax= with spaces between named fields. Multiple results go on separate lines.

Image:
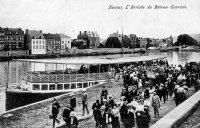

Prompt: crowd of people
xmin=50 ymin=59 xmax=200 ymax=128
xmin=90 ymin=60 xmax=199 ymax=128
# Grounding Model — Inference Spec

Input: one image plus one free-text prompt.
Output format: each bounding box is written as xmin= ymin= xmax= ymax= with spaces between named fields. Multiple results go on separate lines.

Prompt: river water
xmin=0 ymin=51 xmax=200 ymax=113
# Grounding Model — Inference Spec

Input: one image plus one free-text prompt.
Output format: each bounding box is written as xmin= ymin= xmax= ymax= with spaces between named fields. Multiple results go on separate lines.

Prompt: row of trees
xmin=72 ymin=34 xmax=200 ymax=49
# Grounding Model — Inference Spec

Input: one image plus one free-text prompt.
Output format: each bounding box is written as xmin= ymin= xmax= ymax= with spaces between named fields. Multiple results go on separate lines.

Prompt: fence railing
xmin=25 ymin=72 xmax=115 ymax=83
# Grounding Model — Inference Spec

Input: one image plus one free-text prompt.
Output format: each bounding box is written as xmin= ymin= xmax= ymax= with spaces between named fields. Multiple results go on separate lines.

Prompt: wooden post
xmin=99 ymin=64 xmax=100 ymax=79
xmin=5 ymin=61 xmax=9 ymax=92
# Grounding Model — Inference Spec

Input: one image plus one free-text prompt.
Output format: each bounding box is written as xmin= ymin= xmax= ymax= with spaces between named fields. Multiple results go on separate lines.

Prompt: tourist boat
xmin=5 ymin=55 xmax=167 ymax=110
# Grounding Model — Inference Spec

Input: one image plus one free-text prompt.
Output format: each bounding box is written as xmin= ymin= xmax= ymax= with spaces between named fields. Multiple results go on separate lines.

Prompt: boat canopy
xmin=15 ymin=55 xmax=167 ymax=65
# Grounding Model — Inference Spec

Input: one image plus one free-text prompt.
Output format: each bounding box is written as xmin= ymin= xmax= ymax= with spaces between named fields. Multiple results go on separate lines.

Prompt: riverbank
xmin=0 ymin=48 xmax=146 ymax=62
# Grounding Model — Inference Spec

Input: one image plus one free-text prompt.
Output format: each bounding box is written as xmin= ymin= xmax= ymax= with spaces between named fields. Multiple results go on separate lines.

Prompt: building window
xmin=77 ymin=83 xmax=82 ymax=88
xmin=71 ymin=83 xmax=76 ymax=89
xmin=36 ymin=41 xmax=38 ymax=44
xmin=39 ymin=45 xmax=41 ymax=49
xmin=57 ymin=84 xmax=63 ymax=90
xmin=39 ymin=41 xmax=41 ymax=44
xmin=36 ymin=45 xmax=38 ymax=49
xmin=49 ymin=84 xmax=55 ymax=90
xmin=33 ymin=41 xmax=35 ymax=44
xmin=62 ymin=41 xmax=64 ymax=44
xmin=43 ymin=45 xmax=45 ymax=49
xmin=64 ymin=84 xmax=70 ymax=89
xmin=43 ymin=41 xmax=45 ymax=44
xmin=33 ymin=45 xmax=35 ymax=49
xmin=33 ymin=84 xmax=40 ymax=90
xmin=41 ymin=84 xmax=48 ymax=90
xmin=83 ymin=83 xmax=88 ymax=88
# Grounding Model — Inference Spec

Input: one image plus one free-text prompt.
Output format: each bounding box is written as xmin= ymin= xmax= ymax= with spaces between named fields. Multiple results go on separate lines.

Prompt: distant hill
xmin=173 ymin=34 xmax=200 ymax=46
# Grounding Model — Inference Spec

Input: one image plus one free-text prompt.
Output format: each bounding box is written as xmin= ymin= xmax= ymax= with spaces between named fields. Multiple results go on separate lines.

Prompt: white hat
xmin=178 ymin=87 xmax=184 ymax=92
xmin=70 ymin=111 xmax=76 ymax=116
xmin=103 ymin=99 xmax=107 ymax=102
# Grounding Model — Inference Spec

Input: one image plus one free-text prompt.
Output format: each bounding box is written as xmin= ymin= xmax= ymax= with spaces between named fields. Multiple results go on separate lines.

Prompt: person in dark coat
xmin=101 ymin=108 xmax=113 ymax=128
xmin=69 ymin=111 xmax=78 ymax=128
xmin=144 ymin=88 xmax=150 ymax=100
xmin=125 ymin=103 xmax=135 ymax=128
xmin=70 ymin=94 xmax=76 ymax=111
xmin=108 ymin=95 xmax=115 ymax=108
xmin=63 ymin=105 xmax=71 ymax=128
xmin=120 ymin=102 xmax=128 ymax=127
xmin=111 ymin=104 xmax=120 ymax=128
xmin=136 ymin=110 xmax=150 ymax=128
xmin=121 ymin=88 xmax=129 ymax=100
xmin=92 ymin=99 xmax=101 ymax=127
xmin=101 ymin=86 xmax=108 ymax=103
xmin=51 ymin=98 xmax=61 ymax=128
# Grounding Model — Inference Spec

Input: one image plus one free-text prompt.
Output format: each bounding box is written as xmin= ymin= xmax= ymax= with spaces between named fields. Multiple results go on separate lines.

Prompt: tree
xmin=122 ymin=35 xmax=131 ymax=48
xmin=174 ymin=34 xmax=199 ymax=46
xmin=98 ymin=43 xmax=104 ymax=48
xmin=104 ymin=37 xmax=122 ymax=48
xmin=146 ymin=38 xmax=152 ymax=50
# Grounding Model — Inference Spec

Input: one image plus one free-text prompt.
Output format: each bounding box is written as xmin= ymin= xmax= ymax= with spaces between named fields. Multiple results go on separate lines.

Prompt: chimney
xmin=26 ymin=29 xmax=28 ymax=34
xmin=85 ymin=31 xmax=87 ymax=36
xmin=40 ymin=30 xmax=42 ymax=33
xmin=80 ymin=31 xmax=81 ymax=35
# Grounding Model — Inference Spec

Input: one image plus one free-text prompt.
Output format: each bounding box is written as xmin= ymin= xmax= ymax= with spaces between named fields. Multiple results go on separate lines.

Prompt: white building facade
xmin=59 ymin=33 xmax=71 ymax=50
xmin=31 ymin=38 xmax=46 ymax=54
xmin=25 ymin=30 xmax=46 ymax=55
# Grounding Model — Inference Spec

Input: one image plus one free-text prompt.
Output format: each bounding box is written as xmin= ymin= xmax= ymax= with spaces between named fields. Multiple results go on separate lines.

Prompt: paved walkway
xmin=56 ymin=83 xmax=195 ymax=128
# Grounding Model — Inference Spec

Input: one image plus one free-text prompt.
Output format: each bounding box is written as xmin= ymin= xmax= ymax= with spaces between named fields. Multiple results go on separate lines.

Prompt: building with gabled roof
xmin=24 ymin=29 xmax=46 ymax=55
xmin=43 ymin=33 xmax=61 ymax=54
xmin=59 ymin=33 xmax=71 ymax=50
xmin=0 ymin=27 xmax=24 ymax=50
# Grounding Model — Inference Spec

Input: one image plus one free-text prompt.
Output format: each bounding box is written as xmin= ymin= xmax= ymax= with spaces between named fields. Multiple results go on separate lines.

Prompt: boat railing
xmin=24 ymin=72 xmax=115 ymax=83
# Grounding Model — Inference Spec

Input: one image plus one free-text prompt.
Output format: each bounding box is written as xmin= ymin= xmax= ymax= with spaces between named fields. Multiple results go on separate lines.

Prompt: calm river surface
xmin=0 ymin=51 xmax=200 ymax=113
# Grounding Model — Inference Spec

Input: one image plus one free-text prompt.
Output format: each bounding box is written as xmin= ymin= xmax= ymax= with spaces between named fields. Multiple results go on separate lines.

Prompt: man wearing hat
xmin=70 ymin=93 xmax=76 ymax=111
xmin=151 ymin=92 xmax=161 ymax=117
xmin=69 ymin=111 xmax=78 ymax=128
xmin=136 ymin=108 xmax=150 ymax=128
xmin=126 ymin=103 xmax=136 ymax=128
xmin=108 ymin=95 xmax=115 ymax=108
xmin=63 ymin=105 xmax=71 ymax=128
xmin=82 ymin=89 xmax=89 ymax=116
xmin=92 ymin=99 xmax=101 ymax=127
xmin=101 ymin=86 xmax=108 ymax=103
xmin=51 ymin=98 xmax=61 ymax=128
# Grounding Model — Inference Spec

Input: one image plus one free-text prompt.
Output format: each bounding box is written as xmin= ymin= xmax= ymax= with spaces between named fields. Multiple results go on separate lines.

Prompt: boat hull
xmin=6 ymin=91 xmax=67 ymax=111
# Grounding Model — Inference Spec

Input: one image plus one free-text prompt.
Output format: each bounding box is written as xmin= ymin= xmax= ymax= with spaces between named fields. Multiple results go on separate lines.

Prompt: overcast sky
xmin=0 ymin=0 xmax=200 ymax=39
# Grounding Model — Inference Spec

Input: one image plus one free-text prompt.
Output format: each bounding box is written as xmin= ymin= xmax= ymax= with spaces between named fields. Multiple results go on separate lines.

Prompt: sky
xmin=0 ymin=0 xmax=200 ymax=39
